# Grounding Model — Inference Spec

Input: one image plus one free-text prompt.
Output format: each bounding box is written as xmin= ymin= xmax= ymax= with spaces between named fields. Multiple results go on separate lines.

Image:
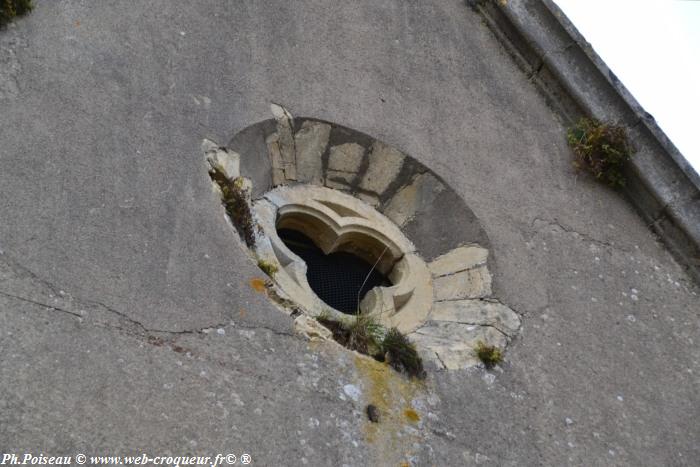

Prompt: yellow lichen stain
xmin=353 ymin=355 xmax=426 ymax=465
xmin=354 ymin=356 xmax=391 ymax=444
xmin=404 ymin=407 xmax=420 ymax=423
xmin=249 ymin=278 xmax=267 ymax=293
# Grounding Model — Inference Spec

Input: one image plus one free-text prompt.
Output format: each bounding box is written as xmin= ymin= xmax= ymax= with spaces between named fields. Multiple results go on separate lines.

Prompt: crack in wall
xmin=434 ymin=351 xmax=447 ymax=369
xmin=0 ymin=290 xmax=83 ymax=319
xmin=0 ymin=286 xmax=294 ymax=345
xmin=530 ymin=216 xmax=631 ymax=252
xmin=0 ymin=251 xmax=62 ymax=296
xmin=416 ymin=321 xmax=511 ymax=340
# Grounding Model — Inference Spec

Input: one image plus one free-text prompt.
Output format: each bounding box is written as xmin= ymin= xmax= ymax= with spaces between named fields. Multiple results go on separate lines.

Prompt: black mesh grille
xmin=278 ymin=229 xmax=391 ymax=314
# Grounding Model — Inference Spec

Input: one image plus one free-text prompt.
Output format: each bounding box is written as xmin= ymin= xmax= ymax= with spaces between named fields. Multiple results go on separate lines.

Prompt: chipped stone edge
xmin=406 ymin=246 xmax=520 ymax=370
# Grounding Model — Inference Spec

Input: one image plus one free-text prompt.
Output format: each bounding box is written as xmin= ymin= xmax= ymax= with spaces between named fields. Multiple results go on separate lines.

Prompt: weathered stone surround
xmin=204 ymin=105 xmax=521 ymax=369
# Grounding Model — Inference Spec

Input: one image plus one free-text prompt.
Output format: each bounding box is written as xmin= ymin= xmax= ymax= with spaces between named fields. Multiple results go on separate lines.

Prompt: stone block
xmin=410 ymin=321 xmax=506 ymax=369
xmin=382 ymin=173 xmax=432 ymax=227
xmin=294 ymin=314 xmax=332 ymax=341
xmin=359 ymin=140 xmax=405 ymax=195
xmin=433 ymin=265 xmax=492 ymax=300
xmin=356 ymin=192 xmax=380 ymax=207
xmin=430 ymin=299 xmax=520 ymax=336
xmin=270 ymin=103 xmax=296 ymax=181
xmin=325 ymin=143 xmax=365 ymax=188
xmin=428 ymin=246 xmax=488 ymax=277
xmin=202 ymin=139 xmax=241 ymax=181
xmin=266 ymin=133 xmax=286 ymax=186
xmin=294 ymin=120 xmax=330 ymax=185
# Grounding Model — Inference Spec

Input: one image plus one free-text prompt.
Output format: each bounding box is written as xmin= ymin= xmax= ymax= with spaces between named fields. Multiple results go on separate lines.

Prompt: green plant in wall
xmin=567 ymin=117 xmax=634 ymax=188
xmin=475 ymin=340 xmax=502 ymax=369
xmin=382 ymin=328 xmax=425 ymax=379
xmin=257 ymin=259 xmax=278 ymax=278
xmin=208 ymin=167 xmax=256 ymax=247
xmin=316 ymin=313 xmax=426 ymax=379
xmin=317 ymin=313 xmax=383 ymax=356
xmin=0 ymin=0 xmax=32 ymax=27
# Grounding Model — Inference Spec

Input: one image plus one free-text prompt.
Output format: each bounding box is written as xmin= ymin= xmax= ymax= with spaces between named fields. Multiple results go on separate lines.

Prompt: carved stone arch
xmin=204 ymin=104 xmax=521 ymax=370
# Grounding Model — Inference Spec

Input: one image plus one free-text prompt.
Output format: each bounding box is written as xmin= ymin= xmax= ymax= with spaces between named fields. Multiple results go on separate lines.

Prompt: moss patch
xmin=475 ymin=340 xmax=502 ymax=369
xmin=257 ymin=259 xmax=278 ymax=278
xmin=209 ymin=167 xmax=256 ymax=247
xmin=0 ymin=0 xmax=32 ymax=27
xmin=567 ymin=118 xmax=634 ymax=188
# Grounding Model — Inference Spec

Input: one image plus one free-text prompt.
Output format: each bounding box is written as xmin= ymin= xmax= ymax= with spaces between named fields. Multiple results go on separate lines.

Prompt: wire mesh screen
xmin=277 ymin=228 xmax=391 ymax=314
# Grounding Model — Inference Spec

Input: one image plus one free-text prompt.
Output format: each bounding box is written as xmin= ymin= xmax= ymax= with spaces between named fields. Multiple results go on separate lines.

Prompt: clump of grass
xmin=567 ymin=118 xmax=633 ymax=188
xmin=257 ymin=259 xmax=278 ymax=278
xmin=317 ymin=313 xmax=383 ymax=356
xmin=348 ymin=315 xmax=385 ymax=356
xmin=317 ymin=309 xmax=332 ymax=321
xmin=209 ymin=168 xmax=256 ymax=247
xmin=475 ymin=341 xmax=502 ymax=369
xmin=317 ymin=313 xmax=425 ymax=379
xmin=382 ymin=328 xmax=425 ymax=379
xmin=0 ymin=0 xmax=32 ymax=27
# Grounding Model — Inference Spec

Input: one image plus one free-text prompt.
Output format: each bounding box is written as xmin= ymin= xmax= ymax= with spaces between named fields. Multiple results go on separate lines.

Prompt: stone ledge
xmin=472 ymin=0 xmax=700 ymax=283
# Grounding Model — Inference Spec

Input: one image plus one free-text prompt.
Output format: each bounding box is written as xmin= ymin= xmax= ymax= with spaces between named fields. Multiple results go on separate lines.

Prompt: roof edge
xmin=471 ymin=0 xmax=700 ymax=282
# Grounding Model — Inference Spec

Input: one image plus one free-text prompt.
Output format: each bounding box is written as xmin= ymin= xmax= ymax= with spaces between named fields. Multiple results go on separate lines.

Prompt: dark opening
xmin=277 ymin=228 xmax=392 ymax=314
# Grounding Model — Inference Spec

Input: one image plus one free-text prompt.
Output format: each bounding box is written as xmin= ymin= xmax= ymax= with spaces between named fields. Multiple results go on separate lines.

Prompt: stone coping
xmin=471 ymin=0 xmax=700 ymax=283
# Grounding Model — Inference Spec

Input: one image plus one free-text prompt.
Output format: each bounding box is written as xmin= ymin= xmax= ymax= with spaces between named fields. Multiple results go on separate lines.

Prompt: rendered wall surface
xmin=0 ymin=1 xmax=698 ymax=465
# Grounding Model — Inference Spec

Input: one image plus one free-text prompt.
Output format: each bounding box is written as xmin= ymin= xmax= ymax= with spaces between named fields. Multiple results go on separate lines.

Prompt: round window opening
xmin=276 ymin=228 xmax=392 ymax=314
xmin=251 ymin=184 xmax=433 ymax=333
xmin=203 ymin=107 xmax=522 ymax=372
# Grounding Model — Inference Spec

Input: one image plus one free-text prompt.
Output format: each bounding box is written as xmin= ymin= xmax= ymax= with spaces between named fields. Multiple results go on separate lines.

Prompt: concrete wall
xmin=0 ymin=1 xmax=697 ymax=465
xmin=474 ymin=0 xmax=700 ymax=282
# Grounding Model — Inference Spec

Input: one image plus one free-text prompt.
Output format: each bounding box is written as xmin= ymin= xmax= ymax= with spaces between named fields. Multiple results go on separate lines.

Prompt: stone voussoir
xmin=294 ymin=120 xmax=330 ymax=185
xmin=430 ymin=299 xmax=520 ymax=336
xmin=266 ymin=132 xmax=287 ymax=186
xmin=325 ymin=143 xmax=365 ymax=189
xmin=381 ymin=172 xmax=427 ymax=227
xmin=428 ymin=245 xmax=489 ymax=277
xmin=433 ymin=265 xmax=492 ymax=300
xmin=359 ymin=140 xmax=405 ymax=195
xmin=270 ymin=103 xmax=297 ymax=181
